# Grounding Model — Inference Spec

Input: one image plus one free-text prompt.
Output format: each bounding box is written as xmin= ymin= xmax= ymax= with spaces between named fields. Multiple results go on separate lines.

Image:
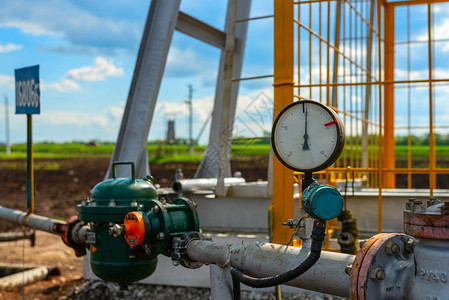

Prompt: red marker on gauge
xmin=324 ymin=120 xmax=337 ymax=127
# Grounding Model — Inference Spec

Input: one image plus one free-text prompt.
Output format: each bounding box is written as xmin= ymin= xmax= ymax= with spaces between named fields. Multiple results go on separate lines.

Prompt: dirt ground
xmin=0 ymin=157 xmax=269 ymax=299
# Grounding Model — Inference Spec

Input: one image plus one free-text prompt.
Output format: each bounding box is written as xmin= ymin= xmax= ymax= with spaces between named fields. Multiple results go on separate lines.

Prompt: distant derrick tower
xmin=166 ymin=118 xmax=176 ymax=145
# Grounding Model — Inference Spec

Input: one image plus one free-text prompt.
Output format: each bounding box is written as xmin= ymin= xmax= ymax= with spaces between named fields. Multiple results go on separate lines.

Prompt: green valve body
xmin=78 ymin=162 xmax=199 ymax=284
xmin=301 ymin=183 xmax=343 ymax=221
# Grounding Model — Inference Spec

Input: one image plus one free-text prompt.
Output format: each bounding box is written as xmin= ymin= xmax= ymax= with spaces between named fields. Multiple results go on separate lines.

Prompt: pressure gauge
xmin=271 ymin=100 xmax=345 ymax=172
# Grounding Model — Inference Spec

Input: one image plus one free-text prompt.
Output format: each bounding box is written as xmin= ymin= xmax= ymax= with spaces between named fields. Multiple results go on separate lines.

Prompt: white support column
xmin=105 ymin=0 xmax=181 ymax=179
xmin=195 ymin=0 xmax=252 ymax=179
xmin=210 ymin=265 xmax=233 ymax=300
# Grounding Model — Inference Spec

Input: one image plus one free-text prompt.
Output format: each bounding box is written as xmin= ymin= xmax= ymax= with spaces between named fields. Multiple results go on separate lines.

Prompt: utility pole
xmin=4 ymin=95 xmax=10 ymax=155
xmin=185 ymin=84 xmax=194 ymax=155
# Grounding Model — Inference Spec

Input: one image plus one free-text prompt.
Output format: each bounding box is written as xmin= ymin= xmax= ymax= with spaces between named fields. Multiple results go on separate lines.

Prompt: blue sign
xmin=15 ymin=65 xmax=40 ymax=114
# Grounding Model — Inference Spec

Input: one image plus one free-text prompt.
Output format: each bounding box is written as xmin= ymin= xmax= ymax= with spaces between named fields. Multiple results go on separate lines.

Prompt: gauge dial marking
xmin=324 ymin=120 xmax=337 ymax=127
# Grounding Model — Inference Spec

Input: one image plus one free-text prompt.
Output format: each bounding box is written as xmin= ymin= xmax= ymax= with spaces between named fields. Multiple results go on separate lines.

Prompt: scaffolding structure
xmin=272 ymin=0 xmax=449 ymax=244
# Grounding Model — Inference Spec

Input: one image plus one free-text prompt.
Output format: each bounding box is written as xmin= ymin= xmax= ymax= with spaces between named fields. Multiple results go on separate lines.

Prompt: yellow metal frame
xmin=272 ymin=0 xmax=449 ymax=244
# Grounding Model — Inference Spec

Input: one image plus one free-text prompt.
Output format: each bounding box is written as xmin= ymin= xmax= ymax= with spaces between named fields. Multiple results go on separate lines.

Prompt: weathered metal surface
xmin=194 ymin=0 xmax=251 ymax=179
xmin=176 ymin=12 xmax=226 ymax=50
xmin=173 ymin=177 xmax=245 ymax=193
xmin=403 ymin=202 xmax=449 ymax=239
xmin=349 ymin=228 xmax=449 ymax=299
xmin=405 ymin=238 xmax=449 ymax=300
xmin=351 ymin=233 xmax=415 ymax=299
xmin=404 ymin=223 xmax=449 ymax=240
xmin=105 ymin=0 xmax=180 ymax=179
xmin=186 ymin=239 xmax=354 ymax=297
xmin=0 ymin=231 xmax=34 ymax=244
xmin=0 ymin=205 xmax=65 ymax=234
xmin=350 ymin=233 xmax=384 ymax=299
xmin=0 ymin=265 xmax=59 ymax=291
xmin=210 ymin=265 xmax=233 ymax=300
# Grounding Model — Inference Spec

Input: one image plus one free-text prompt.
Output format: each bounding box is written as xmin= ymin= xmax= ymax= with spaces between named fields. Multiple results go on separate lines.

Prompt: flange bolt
xmin=370 ymin=267 xmax=386 ymax=281
xmin=345 ymin=265 xmax=352 ymax=275
xmin=427 ymin=196 xmax=440 ymax=207
xmin=359 ymin=240 xmax=366 ymax=249
xmin=405 ymin=239 xmax=417 ymax=254
xmin=385 ymin=242 xmax=400 ymax=256
xmin=157 ymin=232 xmax=165 ymax=240
xmin=441 ymin=202 xmax=449 ymax=215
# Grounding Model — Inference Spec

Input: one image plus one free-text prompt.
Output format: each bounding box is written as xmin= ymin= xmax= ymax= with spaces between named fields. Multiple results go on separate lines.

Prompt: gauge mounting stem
xmin=301 ymin=172 xmax=315 ymax=192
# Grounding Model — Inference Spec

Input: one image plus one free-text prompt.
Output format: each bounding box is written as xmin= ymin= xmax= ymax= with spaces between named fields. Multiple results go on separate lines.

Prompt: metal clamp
xmin=171 ymin=232 xmax=205 ymax=269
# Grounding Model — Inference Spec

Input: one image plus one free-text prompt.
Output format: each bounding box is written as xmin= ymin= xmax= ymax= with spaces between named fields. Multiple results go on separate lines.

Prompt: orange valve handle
xmin=123 ymin=212 xmax=145 ymax=246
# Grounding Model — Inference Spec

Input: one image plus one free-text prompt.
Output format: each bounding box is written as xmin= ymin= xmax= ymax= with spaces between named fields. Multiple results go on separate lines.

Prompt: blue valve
xmin=301 ymin=183 xmax=343 ymax=221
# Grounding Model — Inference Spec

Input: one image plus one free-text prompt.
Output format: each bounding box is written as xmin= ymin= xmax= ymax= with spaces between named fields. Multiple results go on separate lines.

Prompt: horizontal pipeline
xmin=187 ymin=240 xmax=354 ymax=297
xmin=0 ymin=205 xmax=65 ymax=234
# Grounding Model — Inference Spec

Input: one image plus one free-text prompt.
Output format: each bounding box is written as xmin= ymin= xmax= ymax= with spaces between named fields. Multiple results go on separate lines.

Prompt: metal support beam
xmin=427 ymin=2 xmax=436 ymax=192
xmin=215 ymin=0 xmax=238 ymax=197
xmin=331 ymin=0 xmax=342 ymax=107
xmin=105 ymin=0 xmax=181 ymax=179
xmin=210 ymin=265 xmax=233 ymax=300
xmin=195 ymin=0 xmax=251 ymax=179
xmin=272 ymin=0 xmax=294 ymax=244
xmin=176 ymin=12 xmax=226 ymax=50
xmin=362 ymin=0 xmax=375 ymax=169
xmin=383 ymin=4 xmax=395 ymax=188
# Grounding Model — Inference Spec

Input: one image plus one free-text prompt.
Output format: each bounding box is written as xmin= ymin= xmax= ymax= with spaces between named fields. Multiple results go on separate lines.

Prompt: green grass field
xmin=0 ymin=142 xmax=447 ymax=161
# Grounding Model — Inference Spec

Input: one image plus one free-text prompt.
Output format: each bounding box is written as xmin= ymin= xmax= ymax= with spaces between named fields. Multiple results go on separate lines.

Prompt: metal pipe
xmin=0 ymin=266 xmax=50 ymax=291
xmin=172 ymin=177 xmax=245 ymax=193
xmin=210 ymin=265 xmax=233 ymax=300
xmin=0 ymin=205 xmax=65 ymax=234
xmin=0 ymin=231 xmax=34 ymax=244
xmin=187 ymin=240 xmax=354 ymax=297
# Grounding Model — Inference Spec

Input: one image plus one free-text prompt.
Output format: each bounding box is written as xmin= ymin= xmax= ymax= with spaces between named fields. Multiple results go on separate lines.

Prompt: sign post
xmin=15 ymin=65 xmax=40 ymax=214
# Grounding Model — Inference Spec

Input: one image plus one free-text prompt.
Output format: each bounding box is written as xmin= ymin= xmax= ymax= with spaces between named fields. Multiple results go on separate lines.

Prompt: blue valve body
xmin=301 ymin=184 xmax=343 ymax=220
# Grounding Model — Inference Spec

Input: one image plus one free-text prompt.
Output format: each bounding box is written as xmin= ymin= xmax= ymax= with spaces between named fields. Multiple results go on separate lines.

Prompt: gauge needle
xmin=303 ymin=106 xmax=310 ymax=151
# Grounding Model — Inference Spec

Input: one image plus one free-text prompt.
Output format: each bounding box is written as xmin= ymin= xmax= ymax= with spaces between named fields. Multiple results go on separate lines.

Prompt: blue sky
xmin=0 ymin=0 xmax=274 ymax=144
xmin=1 ymin=1 xmax=449 ymax=145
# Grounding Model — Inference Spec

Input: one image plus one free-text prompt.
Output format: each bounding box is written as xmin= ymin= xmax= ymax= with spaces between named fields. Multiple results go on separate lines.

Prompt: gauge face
xmin=271 ymin=100 xmax=345 ymax=172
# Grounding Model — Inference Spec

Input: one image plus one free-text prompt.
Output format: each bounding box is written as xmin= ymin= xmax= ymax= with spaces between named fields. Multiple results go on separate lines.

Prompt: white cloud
xmin=40 ymin=104 xmax=123 ymax=131
xmin=0 ymin=74 xmax=14 ymax=89
xmin=156 ymin=102 xmax=189 ymax=117
xmin=67 ymin=57 xmax=124 ymax=82
xmin=0 ymin=43 xmax=22 ymax=53
xmin=192 ymin=96 xmax=214 ymax=122
xmin=105 ymin=105 xmax=124 ymax=122
xmin=41 ymin=78 xmax=80 ymax=92
xmin=42 ymin=57 xmax=124 ymax=92
xmin=156 ymin=95 xmax=215 ymax=123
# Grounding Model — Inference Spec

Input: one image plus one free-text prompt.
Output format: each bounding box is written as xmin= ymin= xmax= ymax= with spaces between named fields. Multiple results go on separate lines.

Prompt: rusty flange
xmin=350 ymin=233 xmax=416 ymax=300
xmin=404 ymin=205 xmax=449 ymax=240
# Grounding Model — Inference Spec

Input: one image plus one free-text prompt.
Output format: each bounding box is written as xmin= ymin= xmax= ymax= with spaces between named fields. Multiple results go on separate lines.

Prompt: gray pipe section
xmin=0 ymin=231 xmax=34 ymax=242
xmin=172 ymin=177 xmax=245 ymax=193
xmin=187 ymin=240 xmax=354 ymax=297
xmin=0 ymin=266 xmax=49 ymax=291
xmin=210 ymin=265 xmax=233 ymax=300
xmin=0 ymin=206 xmax=65 ymax=234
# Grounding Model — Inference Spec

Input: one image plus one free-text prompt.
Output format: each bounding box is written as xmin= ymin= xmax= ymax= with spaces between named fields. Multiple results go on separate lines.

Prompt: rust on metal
xmin=404 ymin=211 xmax=449 ymax=239
xmin=350 ymin=233 xmax=384 ymax=299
